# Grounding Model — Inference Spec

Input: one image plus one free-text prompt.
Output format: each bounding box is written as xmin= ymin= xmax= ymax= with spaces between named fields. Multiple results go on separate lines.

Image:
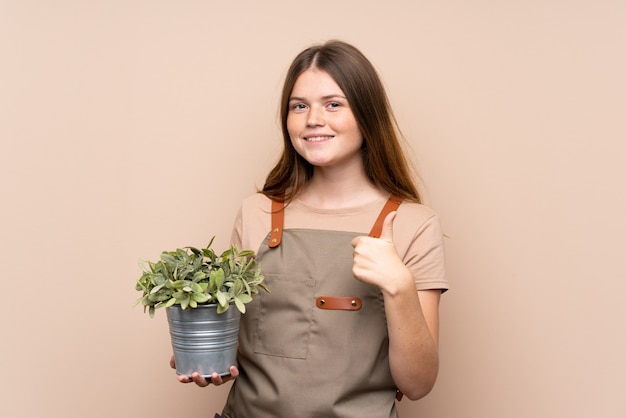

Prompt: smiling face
xmin=287 ymin=68 xmax=364 ymax=172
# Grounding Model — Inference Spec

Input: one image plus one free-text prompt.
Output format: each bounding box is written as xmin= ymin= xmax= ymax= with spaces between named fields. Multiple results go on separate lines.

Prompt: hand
xmin=170 ymin=355 xmax=239 ymax=387
xmin=351 ymin=211 xmax=412 ymax=294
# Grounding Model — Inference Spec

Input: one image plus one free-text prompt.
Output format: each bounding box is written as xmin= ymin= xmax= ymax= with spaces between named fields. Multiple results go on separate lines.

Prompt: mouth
xmin=304 ymin=135 xmax=334 ymax=142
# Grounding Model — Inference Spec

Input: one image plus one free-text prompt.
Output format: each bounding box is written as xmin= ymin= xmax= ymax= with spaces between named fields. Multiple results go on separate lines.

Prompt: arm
xmin=383 ymin=285 xmax=440 ymax=400
xmin=351 ymin=211 xmax=443 ymax=400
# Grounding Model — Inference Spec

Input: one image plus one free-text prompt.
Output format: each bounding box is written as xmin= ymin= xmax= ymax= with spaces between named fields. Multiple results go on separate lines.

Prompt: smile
xmin=304 ymin=136 xmax=334 ymax=142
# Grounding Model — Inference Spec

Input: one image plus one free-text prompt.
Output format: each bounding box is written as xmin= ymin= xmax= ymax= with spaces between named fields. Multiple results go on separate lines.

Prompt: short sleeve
xmin=230 ymin=204 xmax=244 ymax=250
xmin=396 ymin=206 xmax=448 ymax=292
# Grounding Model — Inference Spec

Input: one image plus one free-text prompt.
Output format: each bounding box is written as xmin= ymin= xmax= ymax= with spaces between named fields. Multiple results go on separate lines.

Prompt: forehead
xmin=290 ymin=68 xmax=345 ymax=98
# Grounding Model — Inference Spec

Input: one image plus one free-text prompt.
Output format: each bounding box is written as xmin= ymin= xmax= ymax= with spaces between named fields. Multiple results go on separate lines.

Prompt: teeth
xmin=305 ymin=136 xmax=332 ymax=142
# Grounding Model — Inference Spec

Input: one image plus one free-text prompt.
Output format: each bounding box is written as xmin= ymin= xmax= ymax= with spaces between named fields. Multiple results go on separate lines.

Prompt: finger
xmin=379 ymin=211 xmax=397 ymax=243
xmin=209 ymin=372 xmax=225 ymax=385
xmin=177 ymin=374 xmax=192 ymax=383
xmin=169 ymin=355 xmax=176 ymax=369
xmin=191 ymin=372 xmax=210 ymax=387
xmin=211 ymin=366 xmax=239 ymax=385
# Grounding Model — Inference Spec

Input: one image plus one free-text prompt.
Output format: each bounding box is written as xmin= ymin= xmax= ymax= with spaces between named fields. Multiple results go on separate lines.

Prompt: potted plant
xmin=135 ymin=237 xmax=268 ymax=378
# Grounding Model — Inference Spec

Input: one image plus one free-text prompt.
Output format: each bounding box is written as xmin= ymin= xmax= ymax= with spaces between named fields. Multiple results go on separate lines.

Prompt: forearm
xmin=383 ymin=282 xmax=440 ymax=400
xmin=350 ymin=212 xmax=443 ymax=399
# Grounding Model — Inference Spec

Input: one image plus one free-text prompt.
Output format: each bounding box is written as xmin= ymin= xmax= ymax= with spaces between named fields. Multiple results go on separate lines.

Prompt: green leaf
xmin=258 ymin=283 xmax=270 ymax=294
xmin=232 ymin=279 xmax=244 ymax=295
xmin=171 ymin=280 xmax=185 ymax=289
xmin=192 ymin=293 xmax=210 ymax=303
xmin=216 ymin=290 xmax=227 ymax=307
xmin=237 ymin=294 xmax=252 ymax=304
xmin=138 ymin=259 xmax=151 ymax=273
xmin=188 ymin=246 xmax=202 ymax=256
xmin=189 ymin=282 xmax=203 ymax=293
xmin=209 ymin=270 xmax=217 ymax=291
xmin=149 ymin=293 xmax=170 ymax=302
xmin=234 ymin=297 xmax=246 ymax=314
xmin=220 ymin=247 xmax=233 ymax=258
xmin=214 ymin=268 xmax=225 ymax=289
xmin=161 ymin=253 xmax=177 ymax=264
xmin=150 ymin=283 xmax=165 ymax=294
xmin=176 ymin=248 xmax=189 ymax=261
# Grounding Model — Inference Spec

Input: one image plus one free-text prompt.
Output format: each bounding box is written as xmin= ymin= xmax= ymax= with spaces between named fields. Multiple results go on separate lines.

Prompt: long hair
xmin=262 ymin=40 xmax=421 ymax=204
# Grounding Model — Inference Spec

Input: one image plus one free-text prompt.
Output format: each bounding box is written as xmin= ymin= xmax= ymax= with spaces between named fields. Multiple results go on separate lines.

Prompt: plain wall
xmin=1 ymin=1 xmax=625 ymax=417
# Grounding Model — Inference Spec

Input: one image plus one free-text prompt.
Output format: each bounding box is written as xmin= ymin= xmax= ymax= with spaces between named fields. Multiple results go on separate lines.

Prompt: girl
xmin=177 ymin=40 xmax=447 ymax=418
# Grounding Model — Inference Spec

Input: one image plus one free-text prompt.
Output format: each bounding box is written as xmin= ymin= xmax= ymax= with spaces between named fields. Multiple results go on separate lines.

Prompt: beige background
xmin=1 ymin=1 xmax=625 ymax=417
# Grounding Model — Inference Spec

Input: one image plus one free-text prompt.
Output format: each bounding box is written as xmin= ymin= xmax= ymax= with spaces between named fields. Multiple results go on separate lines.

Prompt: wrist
xmin=381 ymin=269 xmax=414 ymax=297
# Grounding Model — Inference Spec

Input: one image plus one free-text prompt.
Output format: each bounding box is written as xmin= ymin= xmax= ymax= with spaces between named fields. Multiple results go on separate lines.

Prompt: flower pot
xmin=166 ymin=303 xmax=241 ymax=378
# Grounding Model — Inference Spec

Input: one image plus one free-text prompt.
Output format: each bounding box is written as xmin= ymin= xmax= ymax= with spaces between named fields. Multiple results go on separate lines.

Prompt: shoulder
xmin=395 ymin=201 xmax=447 ymax=291
xmin=232 ymin=193 xmax=273 ymax=254
xmin=396 ymin=201 xmax=440 ymax=231
xmin=393 ymin=201 xmax=444 ymax=256
xmin=240 ymin=192 xmax=272 ymax=213
xmin=237 ymin=192 xmax=274 ymax=234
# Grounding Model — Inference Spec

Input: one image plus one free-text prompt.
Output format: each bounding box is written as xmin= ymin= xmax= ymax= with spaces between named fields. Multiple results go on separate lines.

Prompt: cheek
xmin=334 ymin=113 xmax=361 ymax=138
xmin=343 ymin=120 xmax=364 ymax=144
xmin=286 ymin=119 xmax=302 ymax=152
xmin=289 ymin=135 xmax=300 ymax=152
xmin=286 ymin=115 xmax=299 ymax=140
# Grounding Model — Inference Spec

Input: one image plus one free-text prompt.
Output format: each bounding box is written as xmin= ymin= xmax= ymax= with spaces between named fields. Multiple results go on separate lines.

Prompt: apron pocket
xmin=253 ymin=274 xmax=315 ymax=359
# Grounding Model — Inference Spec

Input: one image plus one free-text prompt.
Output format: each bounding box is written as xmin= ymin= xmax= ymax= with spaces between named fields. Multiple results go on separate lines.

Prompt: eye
xmin=291 ymin=103 xmax=307 ymax=112
xmin=328 ymin=102 xmax=341 ymax=109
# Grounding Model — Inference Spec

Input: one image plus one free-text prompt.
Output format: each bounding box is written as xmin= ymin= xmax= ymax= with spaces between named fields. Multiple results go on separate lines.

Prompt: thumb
xmin=379 ymin=211 xmax=396 ymax=243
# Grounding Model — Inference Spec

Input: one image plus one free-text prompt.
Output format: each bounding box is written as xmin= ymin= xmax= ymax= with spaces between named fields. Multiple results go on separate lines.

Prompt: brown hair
xmin=262 ymin=40 xmax=421 ymax=204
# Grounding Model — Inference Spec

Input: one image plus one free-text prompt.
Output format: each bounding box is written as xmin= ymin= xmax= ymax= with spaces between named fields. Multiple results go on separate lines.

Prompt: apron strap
xmin=369 ymin=194 xmax=405 ymax=402
xmin=368 ymin=195 xmax=403 ymax=238
xmin=268 ymin=198 xmax=285 ymax=248
xmin=269 ymin=195 xmax=403 ymax=248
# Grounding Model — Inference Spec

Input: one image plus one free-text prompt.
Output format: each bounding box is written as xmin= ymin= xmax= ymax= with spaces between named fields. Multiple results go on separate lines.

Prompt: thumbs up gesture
xmin=351 ymin=212 xmax=412 ymax=294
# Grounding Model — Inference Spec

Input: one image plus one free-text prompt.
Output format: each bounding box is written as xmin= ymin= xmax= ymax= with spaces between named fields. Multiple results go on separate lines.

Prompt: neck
xmin=297 ymin=165 xmax=387 ymax=210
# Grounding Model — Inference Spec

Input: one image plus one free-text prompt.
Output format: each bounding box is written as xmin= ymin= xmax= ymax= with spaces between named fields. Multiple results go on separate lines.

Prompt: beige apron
xmin=222 ymin=196 xmax=402 ymax=418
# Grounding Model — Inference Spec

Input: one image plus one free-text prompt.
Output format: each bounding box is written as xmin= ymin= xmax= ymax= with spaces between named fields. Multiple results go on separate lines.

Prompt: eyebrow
xmin=288 ymin=94 xmax=347 ymax=102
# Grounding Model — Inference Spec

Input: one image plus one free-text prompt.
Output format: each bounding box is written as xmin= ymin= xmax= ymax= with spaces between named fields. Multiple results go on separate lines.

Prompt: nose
xmin=306 ymin=105 xmax=325 ymax=127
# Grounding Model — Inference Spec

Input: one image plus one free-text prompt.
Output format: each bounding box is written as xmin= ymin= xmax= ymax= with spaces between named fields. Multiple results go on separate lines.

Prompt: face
xmin=287 ymin=68 xmax=363 ymax=171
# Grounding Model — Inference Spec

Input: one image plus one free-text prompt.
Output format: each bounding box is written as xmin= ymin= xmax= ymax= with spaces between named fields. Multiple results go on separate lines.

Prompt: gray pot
xmin=166 ymin=304 xmax=241 ymax=378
